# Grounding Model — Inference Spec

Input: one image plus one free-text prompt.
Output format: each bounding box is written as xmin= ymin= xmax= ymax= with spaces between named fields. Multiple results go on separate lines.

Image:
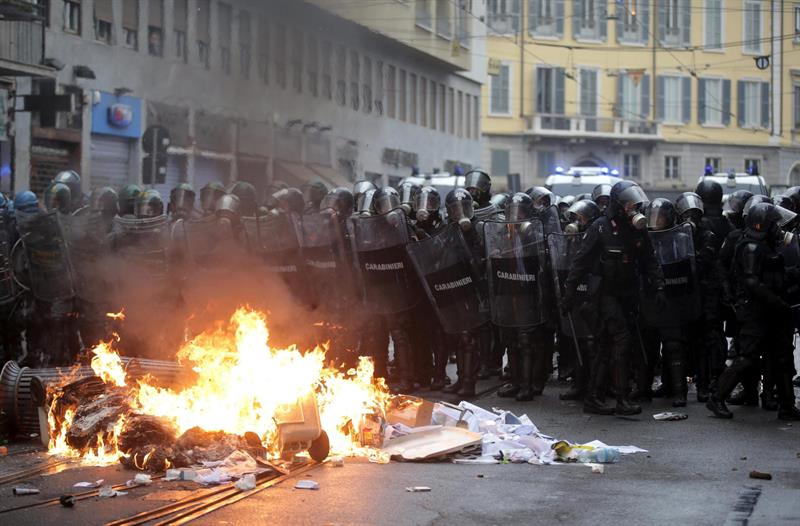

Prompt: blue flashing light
xmin=601 ymin=167 xmax=609 ymax=174
xmin=704 ymin=165 xmax=714 ymax=176
xmin=610 ymin=169 xmax=620 ymax=176
xmin=555 ymin=166 xmax=564 ymax=174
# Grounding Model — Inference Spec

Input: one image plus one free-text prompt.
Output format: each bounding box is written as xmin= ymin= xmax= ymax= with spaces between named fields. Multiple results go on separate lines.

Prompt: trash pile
xmin=376 ymin=397 xmax=647 ymax=467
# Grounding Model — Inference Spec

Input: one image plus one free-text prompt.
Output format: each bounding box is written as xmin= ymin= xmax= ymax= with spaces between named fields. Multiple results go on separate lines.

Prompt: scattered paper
xmin=74 ymin=479 xmax=104 ymax=488
xmin=653 ymin=412 xmax=688 ymax=421
xmin=591 ymin=464 xmax=605 ymax=474
xmin=13 ymin=487 xmax=40 ymax=495
xmin=235 ymin=474 xmax=256 ymax=491
xmin=329 ymin=456 xmax=344 ymax=467
xmin=405 ymin=486 xmax=431 ymax=492
xmin=98 ymin=486 xmax=127 ymax=498
xmin=295 ymin=479 xmax=320 ymax=490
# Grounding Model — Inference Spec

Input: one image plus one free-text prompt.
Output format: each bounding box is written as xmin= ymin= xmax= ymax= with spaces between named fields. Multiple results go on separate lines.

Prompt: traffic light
xmin=142 ymin=125 xmax=170 ymax=185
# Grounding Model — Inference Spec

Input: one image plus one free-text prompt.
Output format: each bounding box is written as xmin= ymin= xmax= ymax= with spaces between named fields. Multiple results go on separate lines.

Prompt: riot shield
xmin=174 ymin=215 xmax=235 ymax=268
xmin=641 ymin=223 xmax=700 ymax=328
xmin=546 ymin=232 xmax=599 ymax=337
xmin=474 ymin=204 xmax=499 ymax=222
xmin=242 ymin=213 xmax=308 ymax=297
xmin=61 ymin=212 xmax=112 ymax=303
xmin=0 ymin=213 xmax=19 ymax=304
xmin=349 ymin=210 xmax=419 ymax=314
xmin=15 ymin=210 xmax=76 ymax=303
xmin=300 ymin=212 xmax=352 ymax=311
xmin=111 ymin=215 xmax=171 ymax=282
xmin=406 ymin=223 xmax=489 ymax=334
xmin=483 ymin=219 xmax=546 ymax=328
xmin=540 ymin=205 xmax=563 ymax=237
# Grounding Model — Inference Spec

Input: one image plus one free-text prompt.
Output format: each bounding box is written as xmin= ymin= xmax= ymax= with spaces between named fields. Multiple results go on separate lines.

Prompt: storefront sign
xmin=91 ymin=91 xmax=141 ymax=138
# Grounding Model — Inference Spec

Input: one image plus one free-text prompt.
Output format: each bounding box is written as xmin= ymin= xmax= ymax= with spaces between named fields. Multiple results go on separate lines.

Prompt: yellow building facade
xmin=481 ymin=0 xmax=800 ymax=195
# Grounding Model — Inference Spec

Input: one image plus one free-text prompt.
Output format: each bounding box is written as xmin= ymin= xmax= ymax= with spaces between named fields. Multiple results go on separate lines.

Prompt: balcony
xmin=526 ymin=114 xmax=662 ymax=141
xmin=0 ymin=1 xmax=51 ymax=77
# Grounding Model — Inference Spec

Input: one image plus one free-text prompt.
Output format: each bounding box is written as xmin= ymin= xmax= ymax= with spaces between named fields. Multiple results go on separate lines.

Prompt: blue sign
xmin=91 ymin=91 xmax=141 ymax=138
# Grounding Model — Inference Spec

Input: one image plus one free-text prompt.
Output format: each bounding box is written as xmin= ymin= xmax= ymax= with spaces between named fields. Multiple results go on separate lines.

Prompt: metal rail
xmin=0 ymin=458 xmax=71 ymax=486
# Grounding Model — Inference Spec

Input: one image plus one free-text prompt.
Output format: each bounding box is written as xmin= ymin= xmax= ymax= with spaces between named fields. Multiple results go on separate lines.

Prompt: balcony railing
xmin=0 ymin=17 xmax=44 ymax=67
xmin=527 ymin=114 xmax=662 ymax=140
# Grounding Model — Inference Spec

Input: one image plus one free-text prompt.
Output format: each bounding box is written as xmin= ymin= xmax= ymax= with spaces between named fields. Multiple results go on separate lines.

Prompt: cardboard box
xmin=385 ymin=396 xmax=434 ymax=428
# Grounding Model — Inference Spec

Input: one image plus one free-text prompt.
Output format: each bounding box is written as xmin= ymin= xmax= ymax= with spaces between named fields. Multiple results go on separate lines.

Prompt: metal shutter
xmin=194 ymin=157 xmax=229 ymax=189
xmin=151 ymin=154 xmax=184 ymax=198
xmin=90 ymin=135 xmax=131 ymax=191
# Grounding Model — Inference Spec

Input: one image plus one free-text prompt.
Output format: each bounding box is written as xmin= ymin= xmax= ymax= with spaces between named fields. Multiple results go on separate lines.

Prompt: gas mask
xmin=564 ymin=222 xmax=580 ymax=235
xmin=627 ymin=206 xmax=647 ymax=230
xmin=416 ymin=209 xmax=430 ymax=223
xmin=457 ymin=217 xmax=472 ymax=232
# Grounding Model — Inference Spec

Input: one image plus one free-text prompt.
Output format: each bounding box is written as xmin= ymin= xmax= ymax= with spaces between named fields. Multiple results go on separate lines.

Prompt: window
xmin=579 ymin=68 xmax=598 ymax=130
xmin=363 ymin=57 xmax=372 ymax=113
xmin=657 ymin=0 xmax=690 ymax=47
xmin=536 ymin=66 xmax=566 ymax=115
xmin=419 ymin=75 xmax=426 ymax=126
xmin=490 ymin=63 xmax=511 ymax=115
xmin=487 ymin=0 xmax=520 ymax=34
xmin=416 ymin=0 xmax=433 ymax=29
xmin=239 ymin=12 xmax=252 ymax=79
xmin=410 ymin=74 xmax=417 ymax=124
xmin=293 ymin=33 xmax=305 ymax=93
xmin=705 ymin=157 xmax=722 ymax=173
xmin=465 ymin=93 xmax=471 ymax=137
xmin=491 ymin=149 xmax=511 ymax=178
xmin=795 ymin=6 xmax=800 ymax=42
xmin=698 ymin=78 xmax=732 ymax=126
xmin=618 ymin=73 xmax=650 ymax=121
xmin=218 ymin=3 xmax=232 ymax=75
xmin=335 ymin=45 xmax=346 ymax=105
xmin=619 ymin=0 xmax=648 ymax=43
xmin=375 ymin=61 xmax=384 ymax=115
xmin=399 ymin=69 xmax=407 ymax=121
xmin=63 ymin=0 xmax=81 ymax=33
xmin=737 ymin=80 xmax=769 ymax=128
xmin=530 ymin=0 xmax=564 ymax=38
xmin=94 ymin=0 xmax=113 ymax=44
xmin=436 ymin=0 xmax=452 ymax=38
xmin=322 ymin=43 xmax=333 ymax=99
xmin=744 ymin=0 xmax=762 ymax=54
xmin=537 ymin=150 xmax=555 ymax=178
xmin=350 ymin=50 xmax=359 ymax=110
xmin=276 ymin=25 xmax=287 ymax=89
xmin=429 ymin=79 xmax=438 ymax=129
xmin=657 ymin=75 xmax=690 ymax=123
xmin=448 ymin=87 xmax=455 ymax=133
xmin=387 ymin=65 xmax=396 ymax=118
xmin=258 ymin=21 xmax=270 ymax=84
xmin=473 ymin=96 xmax=480 ymax=139
xmin=744 ymin=158 xmax=760 ymax=174
xmin=456 ymin=0 xmax=470 ymax=45
xmin=794 ymin=83 xmax=800 ymax=130
xmin=624 ymin=153 xmax=641 ymax=178
xmin=174 ymin=0 xmax=187 ymax=62
xmin=123 ymin=1 xmax=138 ymax=50
xmin=457 ymin=90 xmax=464 ymax=136
xmin=308 ymin=36 xmax=319 ymax=98
xmin=148 ymin=0 xmax=164 ymax=56
xmin=439 ymin=84 xmax=446 ymax=132
xmin=197 ymin=0 xmax=211 ymax=69
xmin=664 ymin=155 xmax=681 ymax=179
xmin=574 ymin=0 xmax=606 ymax=41
xmin=704 ymin=0 xmax=722 ymax=50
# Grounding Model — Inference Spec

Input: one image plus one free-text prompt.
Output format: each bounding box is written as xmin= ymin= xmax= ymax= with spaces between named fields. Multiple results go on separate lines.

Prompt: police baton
xmin=566 ymin=313 xmax=584 ymax=368
xmin=633 ymin=319 xmax=649 ymax=368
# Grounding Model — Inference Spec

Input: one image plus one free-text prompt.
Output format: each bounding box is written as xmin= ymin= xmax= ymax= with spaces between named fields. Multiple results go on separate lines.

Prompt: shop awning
xmin=274 ymin=160 xmax=316 ymax=189
xmin=309 ymin=163 xmax=350 ymax=189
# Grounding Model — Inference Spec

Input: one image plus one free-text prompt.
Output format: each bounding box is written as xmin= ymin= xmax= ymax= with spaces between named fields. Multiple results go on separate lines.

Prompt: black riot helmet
xmin=489 ymin=192 xmax=511 ymax=211
xmin=263 ymin=181 xmax=289 ymax=210
xmin=505 ymin=192 xmax=534 ymax=222
xmin=558 ymin=195 xmax=575 ymax=216
xmin=745 ymin=202 xmax=796 ymax=244
xmin=355 ymin=188 xmax=377 ymax=217
xmin=45 ymin=183 xmax=72 ymax=214
xmin=319 ymin=187 xmax=354 ymax=218
xmin=200 ymin=182 xmax=227 ymax=214
xmin=464 ymin=170 xmax=492 ymax=206
xmin=90 ymin=186 xmax=119 ymax=218
xmin=742 ymin=194 xmax=773 ymax=220
xmin=645 ymin=198 xmax=677 ymax=231
xmin=119 ymin=184 xmax=142 ymax=216
xmin=215 ymin=193 xmax=241 ymax=225
xmin=564 ymin=199 xmax=600 ymax=234
xmin=575 ymin=192 xmax=593 ymax=202
xmin=608 ymin=181 xmax=649 ymax=229
xmin=373 ymin=187 xmax=402 ymax=215
xmin=415 ymin=186 xmax=441 ymax=223
xmin=54 ymin=170 xmax=82 ymax=209
xmin=695 ymin=179 xmax=724 ymax=210
xmin=302 ymin=179 xmax=329 ymax=211
xmin=353 ymin=180 xmax=377 ymax=212
xmin=397 ymin=178 xmax=421 ymax=215
xmin=773 ymin=194 xmax=796 ymax=213
xmin=272 ymin=187 xmax=305 ymax=216
xmin=525 ymin=186 xmax=553 ymax=213
xmin=675 ymin=192 xmax=704 ymax=226
xmin=783 ymin=186 xmax=800 ymax=212
xmin=229 ymin=181 xmax=258 ymax=216
xmin=169 ymin=183 xmax=196 ymax=219
xmin=445 ymin=188 xmax=474 ymax=231
xmin=135 ymin=189 xmax=164 ymax=218
xmin=724 ymin=189 xmax=754 ymax=229
xmin=591 ymin=184 xmax=613 ymax=212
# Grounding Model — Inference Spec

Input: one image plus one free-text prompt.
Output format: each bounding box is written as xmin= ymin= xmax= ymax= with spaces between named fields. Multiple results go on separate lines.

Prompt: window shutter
xmin=682 ymin=77 xmax=691 ymax=123
xmin=681 ymin=0 xmax=691 ymax=46
xmin=737 ymin=80 xmax=745 ymax=127
xmin=722 ymin=79 xmax=731 ymax=126
xmin=639 ymin=0 xmax=650 ymax=43
xmin=528 ymin=0 xmax=538 ymax=32
xmin=641 ymin=74 xmax=650 ymax=120
xmin=555 ymin=67 xmax=565 ymax=114
xmin=218 ymin=3 xmax=232 ymax=44
xmin=697 ymin=79 xmax=706 ymax=125
xmin=656 ymin=76 xmax=665 ymax=121
xmin=573 ymin=0 xmax=582 ymax=38
xmin=149 ymin=0 xmax=163 ymax=28
xmin=123 ymin=1 xmax=138 ymax=31
xmin=174 ymin=0 xmax=187 ymax=32
xmin=535 ymin=67 xmax=543 ymax=113
xmin=760 ymin=81 xmax=770 ymax=129
xmin=615 ymin=74 xmax=624 ymax=117
xmin=657 ymin=0 xmax=666 ymax=44
xmin=615 ymin=6 xmax=623 ymax=43
xmin=94 ymin=0 xmax=113 ymax=23
xmin=555 ymin=0 xmax=565 ymax=37
xmin=512 ymin=0 xmax=521 ymax=32
xmin=598 ymin=1 xmax=607 ymax=41
xmin=197 ymin=0 xmax=211 ymax=43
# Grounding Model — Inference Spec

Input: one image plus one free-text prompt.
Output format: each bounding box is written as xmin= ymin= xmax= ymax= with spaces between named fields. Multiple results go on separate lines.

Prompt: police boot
xmin=430 ymin=343 xmax=449 ymax=391
xmin=559 ymin=338 xmax=589 ymax=401
xmin=706 ymin=360 xmax=744 ymax=418
xmin=695 ymin=354 xmax=710 ymax=403
xmin=457 ymin=335 xmax=479 ymax=398
xmin=760 ymin=359 xmax=779 ymax=411
xmin=391 ymin=329 xmax=414 ymax=393
xmin=531 ymin=346 xmax=549 ymax=396
xmin=727 ymin=366 xmax=759 ymax=406
xmin=613 ymin=359 xmax=641 ymax=416
xmin=669 ymin=357 xmax=687 ymax=408
xmin=776 ymin=371 xmax=800 ymax=421
xmin=515 ymin=346 xmax=535 ymax=402
xmin=497 ymin=347 xmax=520 ymax=398
xmin=583 ymin=356 xmax=614 ymax=415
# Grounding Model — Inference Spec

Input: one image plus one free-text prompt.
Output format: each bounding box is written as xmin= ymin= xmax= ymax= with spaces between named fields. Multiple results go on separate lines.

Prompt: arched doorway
xmin=789 ymin=162 xmax=800 ymax=186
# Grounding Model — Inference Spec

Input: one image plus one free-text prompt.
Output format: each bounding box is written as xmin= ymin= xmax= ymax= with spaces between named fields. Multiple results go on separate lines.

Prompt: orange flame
xmin=106 ymin=310 xmax=126 ymax=320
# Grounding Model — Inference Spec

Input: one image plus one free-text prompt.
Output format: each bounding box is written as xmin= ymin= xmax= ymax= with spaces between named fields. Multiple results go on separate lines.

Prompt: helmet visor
xmin=617 ymin=186 xmax=650 ymax=213
xmin=415 ymin=190 xmax=440 ymax=213
xmin=446 ymin=195 xmax=474 ymax=222
xmin=775 ymin=205 xmax=797 ymax=228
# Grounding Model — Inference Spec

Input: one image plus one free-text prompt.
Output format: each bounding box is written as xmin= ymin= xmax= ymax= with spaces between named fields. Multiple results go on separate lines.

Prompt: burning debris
xmin=46 ymin=307 xmax=391 ymax=472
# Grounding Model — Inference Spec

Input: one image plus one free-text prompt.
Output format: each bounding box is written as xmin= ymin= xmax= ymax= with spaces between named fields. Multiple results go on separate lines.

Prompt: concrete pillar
xmin=12 ymin=78 xmax=32 ymax=193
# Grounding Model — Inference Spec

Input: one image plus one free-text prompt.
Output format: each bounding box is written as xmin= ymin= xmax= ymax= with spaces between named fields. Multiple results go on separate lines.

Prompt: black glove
xmin=654 ymin=289 xmax=668 ymax=312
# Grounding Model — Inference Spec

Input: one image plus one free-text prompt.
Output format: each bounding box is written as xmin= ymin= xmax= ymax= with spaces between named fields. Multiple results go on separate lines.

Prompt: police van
xmin=697 ymin=169 xmax=769 ymax=198
xmin=544 ymin=166 xmax=623 ymax=198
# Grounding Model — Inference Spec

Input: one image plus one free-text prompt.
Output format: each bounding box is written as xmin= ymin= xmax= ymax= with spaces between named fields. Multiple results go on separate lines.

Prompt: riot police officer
xmin=591 ymin=184 xmax=612 ymax=214
xmin=199 ymin=182 xmax=227 ymax=216
xmin=563 ymin=181 xmax=665 ymax=415
xmin=302 ymin=180 xmax=329 ymax=215
xmin=169 ymin=183 xmax=196 ymax=221
xmin=707 ymin=203 xmax=800 ymax=421
xmin=45 ymin=183 xmax=72 ymax=215
xmin=119 ymin=184 xmax=142 ymax=218
xmin=464 ymin=170 xmax=492 ymax=208
xmin=53 ymin=170 xmax=85 ymax=212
